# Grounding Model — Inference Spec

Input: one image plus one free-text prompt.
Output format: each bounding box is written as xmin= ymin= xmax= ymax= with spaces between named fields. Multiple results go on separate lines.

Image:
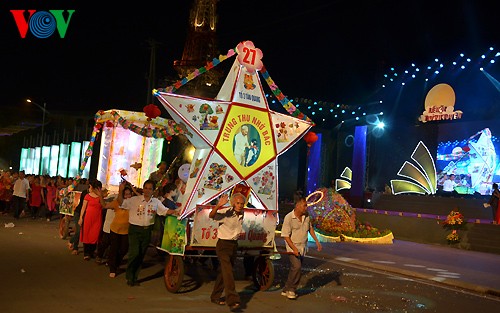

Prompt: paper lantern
xmin=303 ymin=131 xmax=318 ymax=147
xmin=143 ymin=104 xmax=161 ymax=121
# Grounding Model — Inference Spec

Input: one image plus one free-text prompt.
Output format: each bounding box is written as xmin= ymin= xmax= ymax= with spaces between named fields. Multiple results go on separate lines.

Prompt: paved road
xmin=1 ymin=214 xmax=500 ymax=313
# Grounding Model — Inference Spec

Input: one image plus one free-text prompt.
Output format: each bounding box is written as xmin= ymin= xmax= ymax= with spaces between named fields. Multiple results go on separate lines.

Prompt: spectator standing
xmin=280 ymin=197 xmax=322 ymax=300
xmin=117 ymin=180 xmax=177 ymax=287
xmin=489 ymin=183 xmax=500 ymax=224
xmin=0 ymin=171 xmax=14 ymax=215
xmin=442 ymin=174 xmax=458 ymax=197
xmin=45 ymin=177 xmax=58 ymax=221
xmin=29 ymin=176 xmax=44 ymax=219
xmin=12 ymin=170 xmax=30 ymax=219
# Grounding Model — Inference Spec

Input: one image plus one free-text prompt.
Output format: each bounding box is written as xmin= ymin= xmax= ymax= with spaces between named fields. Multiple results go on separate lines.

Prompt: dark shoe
xmin=210 ymin=298 xmax=225 ymax=305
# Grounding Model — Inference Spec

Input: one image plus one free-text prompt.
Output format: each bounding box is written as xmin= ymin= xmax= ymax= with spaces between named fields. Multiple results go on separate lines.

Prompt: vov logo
xmin=10 ymin=10 xmax=75 ymax=39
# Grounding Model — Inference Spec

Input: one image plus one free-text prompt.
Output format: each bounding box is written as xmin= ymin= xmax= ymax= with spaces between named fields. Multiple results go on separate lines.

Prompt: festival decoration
xmin=130 ymin=162 xmax=142 ymax=170
xmin=419 ymin=83 xmax=463 ymax=123
xmin=335 ymin=167 xmax=352 ymax=191
xmin=390 ymin=141 xmax=437 ymax=195
xmin=303 ymin=131 xmax=318 ymax=147
xmin=442 ymin=209 xmax=466 ymax=244
xmin=155 ymin=41 xmax=314 ymax=218
xmin=236 ymin=41 xmax=263 ymax=74
xmin=143 ymin=103 xmax=162 ymax=121
xmin=303 ymin=130 xmax=318 ymax=156
xmin=59 ymin=110 xmax=187 ymax=196
xmin=307 ymin=187 xmax=392 ymax=242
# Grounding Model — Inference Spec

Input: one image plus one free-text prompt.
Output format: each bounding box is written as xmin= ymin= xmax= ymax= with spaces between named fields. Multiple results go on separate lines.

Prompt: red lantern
xmin=143 ymin=104 xmax=161 ymax=121
xmin=303 ymin=131 xmax=318 ymax=147
xmin=303 ymin=131 xmax=318 ymax=157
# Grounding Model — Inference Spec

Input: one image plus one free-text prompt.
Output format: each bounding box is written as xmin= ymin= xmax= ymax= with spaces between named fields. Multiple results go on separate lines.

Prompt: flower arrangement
xmin=442 ymin=209 xmax=466 ymax=244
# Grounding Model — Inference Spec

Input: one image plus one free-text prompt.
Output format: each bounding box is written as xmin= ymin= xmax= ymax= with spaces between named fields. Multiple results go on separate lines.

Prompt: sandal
xmin=210 ymin=298 xmax=225 ymax=305
xmin=229 ymin=303 xmax=240 ymax=311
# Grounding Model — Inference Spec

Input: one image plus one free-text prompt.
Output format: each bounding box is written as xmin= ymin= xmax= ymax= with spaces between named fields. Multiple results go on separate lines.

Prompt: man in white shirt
xmin=118 ymin=180 xmax=176 ymax=286
xmin=12 ymin=170 xmax=30 ymax=219
xmin=209 ymin=193 xmax=245 ymax=311
xmin=442 ymin=174 xmax=458 ymax=196
xmin=281 ymin=197 xmax=322 ymax=300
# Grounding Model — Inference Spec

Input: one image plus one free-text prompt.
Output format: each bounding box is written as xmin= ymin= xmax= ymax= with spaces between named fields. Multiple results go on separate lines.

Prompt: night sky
xmin=1 ymin=0 xmax=498 ymax=118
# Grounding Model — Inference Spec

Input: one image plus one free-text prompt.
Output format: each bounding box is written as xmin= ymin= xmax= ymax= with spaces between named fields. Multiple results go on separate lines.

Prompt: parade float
xmin=153 ymin=41 xmax=316 ymax=292
xmin=60 ymin=40 xmax=393 ymax=292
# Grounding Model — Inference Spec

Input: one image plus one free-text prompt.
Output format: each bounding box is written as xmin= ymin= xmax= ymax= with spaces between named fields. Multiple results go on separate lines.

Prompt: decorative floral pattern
xmin=442 ymin=209 xmax=466 ymax=244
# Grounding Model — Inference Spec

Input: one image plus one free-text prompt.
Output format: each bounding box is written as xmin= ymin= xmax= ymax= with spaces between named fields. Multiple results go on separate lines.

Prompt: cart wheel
xmin=164 ymin=255 xmax=185 ymax=293
xmin=253 ymin=256 xmax=274 ymax=291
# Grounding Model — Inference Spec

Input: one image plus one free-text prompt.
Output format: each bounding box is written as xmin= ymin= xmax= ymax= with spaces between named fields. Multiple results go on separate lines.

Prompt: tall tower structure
xmin=174 ymin=0 xmax=223 ymax=98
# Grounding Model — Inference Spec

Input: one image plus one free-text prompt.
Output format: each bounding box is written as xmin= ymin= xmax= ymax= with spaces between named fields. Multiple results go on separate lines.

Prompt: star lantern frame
xmin=155 ymin=41 xmax=313 ymax=219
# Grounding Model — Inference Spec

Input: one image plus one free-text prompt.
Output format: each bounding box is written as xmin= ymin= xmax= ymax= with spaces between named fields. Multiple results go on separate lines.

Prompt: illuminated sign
xmin=419 ymin=83 xmax=463 ymax=123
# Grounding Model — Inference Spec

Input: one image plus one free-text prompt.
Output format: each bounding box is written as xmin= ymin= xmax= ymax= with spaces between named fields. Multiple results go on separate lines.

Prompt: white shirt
xmin=13 ymin=178 xmax=30 ymax=198
xmin=443 ymin=179 xmax=457 ymax=192
xmin=102 ymin=209 xmax=115 ymax=233
xmin=213 ymin=207 xmax=244 ymax=240
xmin=281 ymin=211 xmax=311 ymax=255
xmin=121 ymin=195 xmax=169 ymax=226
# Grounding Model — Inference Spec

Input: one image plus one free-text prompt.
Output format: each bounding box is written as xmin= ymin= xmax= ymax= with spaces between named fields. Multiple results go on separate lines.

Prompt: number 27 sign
xmin=236 ymin=41 xmax=264 ymax=74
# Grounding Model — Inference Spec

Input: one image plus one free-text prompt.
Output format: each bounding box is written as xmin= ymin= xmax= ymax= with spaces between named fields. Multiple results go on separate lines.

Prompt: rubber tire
xmin=164 ymin=255 xmax=185 ymax=293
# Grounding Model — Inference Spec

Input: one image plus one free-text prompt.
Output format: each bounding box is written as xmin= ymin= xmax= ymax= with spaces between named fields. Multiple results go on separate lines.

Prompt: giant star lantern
xmin=155 ymin=42 xmax=313 ymax=219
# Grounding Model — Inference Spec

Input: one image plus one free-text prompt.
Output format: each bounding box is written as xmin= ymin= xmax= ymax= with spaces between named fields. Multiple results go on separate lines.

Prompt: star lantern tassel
xmin=143 ymin=104 xmax=161 ymax=121
xmin=303 ymin=131 xmax=318 ymax=157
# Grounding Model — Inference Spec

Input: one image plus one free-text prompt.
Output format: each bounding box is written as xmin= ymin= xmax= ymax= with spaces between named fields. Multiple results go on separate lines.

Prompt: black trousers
xmin=211 ymin=239 xmax=240 ymax=306
xmin=12 ymin=196 xmax=27 ymax=219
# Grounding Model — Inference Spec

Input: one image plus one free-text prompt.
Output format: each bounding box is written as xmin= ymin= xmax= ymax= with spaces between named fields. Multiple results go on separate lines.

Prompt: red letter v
xmin=10 ymin=10 xmax=36 ymax=38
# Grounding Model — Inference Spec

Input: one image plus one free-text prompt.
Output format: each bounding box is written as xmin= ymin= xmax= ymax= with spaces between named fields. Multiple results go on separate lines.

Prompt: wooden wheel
xmin=164 ymin=255 xmax=184 ymax=293
xmin=253 ymin=256 xmax=274 ymax=291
